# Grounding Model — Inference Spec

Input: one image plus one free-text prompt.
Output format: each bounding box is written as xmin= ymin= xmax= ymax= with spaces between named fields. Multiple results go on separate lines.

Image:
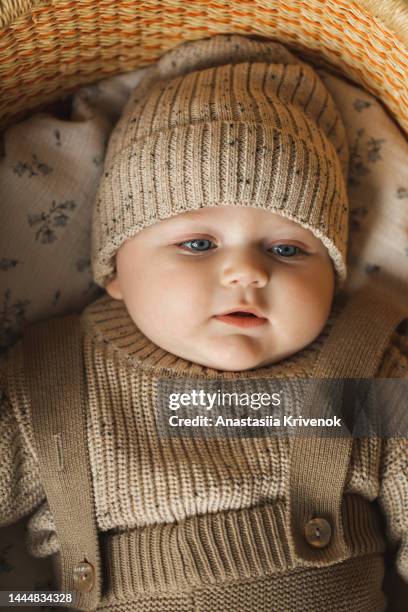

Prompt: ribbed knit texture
xmin=1 ymin=292 xmax=407 ymax=603
xmin=95 ymin=553 xmax=387 ymax=611
xmin=92 ymin=34 xmax=349 ymax=288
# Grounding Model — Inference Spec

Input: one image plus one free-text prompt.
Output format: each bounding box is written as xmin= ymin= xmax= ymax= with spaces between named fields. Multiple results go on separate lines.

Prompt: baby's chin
xmin=177 ymin=338 xmax=290 ymax=372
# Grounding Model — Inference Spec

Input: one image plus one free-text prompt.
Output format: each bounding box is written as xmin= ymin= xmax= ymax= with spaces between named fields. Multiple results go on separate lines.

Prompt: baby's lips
xmin=214 ymin=313 xmax=268 ymax=328
xmin=216 ymin=306 xmax=266 ymax=318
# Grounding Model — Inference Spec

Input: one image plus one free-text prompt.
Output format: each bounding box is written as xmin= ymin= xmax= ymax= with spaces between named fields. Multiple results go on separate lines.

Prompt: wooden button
xmin=304 ymin=517 xmax=332 ymax=548
xmin=73 ymin=561 xmax=95 ymax=593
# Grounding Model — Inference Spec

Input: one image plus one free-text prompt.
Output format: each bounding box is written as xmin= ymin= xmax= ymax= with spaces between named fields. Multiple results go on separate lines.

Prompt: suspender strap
xmin=23 ymin=315 xmax=101 ymax=611
xmin=289 ymin=284 xmax=408 ymax=565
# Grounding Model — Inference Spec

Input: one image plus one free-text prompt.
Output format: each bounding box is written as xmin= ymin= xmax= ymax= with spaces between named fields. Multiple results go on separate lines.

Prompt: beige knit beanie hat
xmin=92 ymin=34 xmax=349 ymax=288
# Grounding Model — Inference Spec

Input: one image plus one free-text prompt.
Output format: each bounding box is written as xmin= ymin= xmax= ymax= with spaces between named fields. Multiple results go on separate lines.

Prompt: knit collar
xmin=80 ymin=292 xmax=344 ymax=379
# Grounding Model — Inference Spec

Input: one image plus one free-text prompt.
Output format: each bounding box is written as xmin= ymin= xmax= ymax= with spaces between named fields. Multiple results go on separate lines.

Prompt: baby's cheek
xmin=167 ymin=273 xmax=211 ymax=311
xmin=299 ymin=301 xmax=330 ymax=344
xmin=274 ymin=288 xmax=327 ymax=346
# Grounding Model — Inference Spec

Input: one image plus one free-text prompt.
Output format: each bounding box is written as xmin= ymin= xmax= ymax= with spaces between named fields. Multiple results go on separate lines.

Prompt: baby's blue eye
xmin=271 ymin=245 xmax=304 ymax=257
xmin=179 ymin=239 xmax=215 ymax=252
xmin=178 ymin=240 xmax=305 ymax=257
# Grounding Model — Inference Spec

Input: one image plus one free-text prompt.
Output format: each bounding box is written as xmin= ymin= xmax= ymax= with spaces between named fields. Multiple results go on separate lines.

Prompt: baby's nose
xmin=220 ymin=256 xmax=269 ymax=288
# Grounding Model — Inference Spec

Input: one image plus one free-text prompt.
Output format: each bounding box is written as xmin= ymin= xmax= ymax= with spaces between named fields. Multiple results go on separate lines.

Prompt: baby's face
xmin=106 ymin=206 xmax=335 ymax=371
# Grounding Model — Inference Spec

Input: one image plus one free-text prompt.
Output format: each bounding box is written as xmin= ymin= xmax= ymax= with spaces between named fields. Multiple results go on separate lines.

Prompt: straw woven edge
xmin=0 ymin=0 xmax=408 ymax=47
xmin=1 ymin=0 xmax=407 ymax=132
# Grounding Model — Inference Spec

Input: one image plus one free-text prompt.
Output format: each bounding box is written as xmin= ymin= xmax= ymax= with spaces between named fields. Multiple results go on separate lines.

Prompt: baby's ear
xmin=105 ymin=276 xmax=123 ymax=300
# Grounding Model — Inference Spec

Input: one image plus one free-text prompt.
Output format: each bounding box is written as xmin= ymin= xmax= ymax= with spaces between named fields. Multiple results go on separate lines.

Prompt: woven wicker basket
xmin=0 ymin=0 xmax=407 ymax=136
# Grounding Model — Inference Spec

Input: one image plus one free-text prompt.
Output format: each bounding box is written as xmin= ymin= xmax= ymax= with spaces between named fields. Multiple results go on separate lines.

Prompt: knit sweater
xmin=0 ymin=292 xmax=407 ymax=586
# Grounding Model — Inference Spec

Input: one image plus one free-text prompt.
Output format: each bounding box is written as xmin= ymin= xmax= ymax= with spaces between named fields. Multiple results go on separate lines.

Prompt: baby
xmin=1 ymin=34 xmax=407 ymax=611
xmin=92 ymin=32 xmax=349 ymax=375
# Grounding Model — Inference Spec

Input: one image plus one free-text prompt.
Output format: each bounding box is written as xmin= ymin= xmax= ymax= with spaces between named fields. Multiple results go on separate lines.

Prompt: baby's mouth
xmin=214 ymin=310 xmax=268 ymax=328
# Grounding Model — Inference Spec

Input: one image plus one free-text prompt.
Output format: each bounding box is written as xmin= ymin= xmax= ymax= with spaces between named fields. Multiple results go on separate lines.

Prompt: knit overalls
xmin=21 ymin=284 xmax=407 ymax=612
